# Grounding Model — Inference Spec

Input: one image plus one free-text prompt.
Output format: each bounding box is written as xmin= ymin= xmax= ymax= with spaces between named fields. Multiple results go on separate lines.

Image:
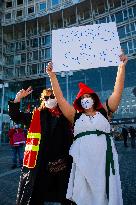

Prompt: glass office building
xmin=0 ymin=0 xmax=136 ymax=141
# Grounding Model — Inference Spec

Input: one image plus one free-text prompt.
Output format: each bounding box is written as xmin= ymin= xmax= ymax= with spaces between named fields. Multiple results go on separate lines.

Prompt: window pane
xmin=114 ymin=0 xmax=121 ymax=8
xmin=6 ymin=43 xmax=14 ymax=52
xmin=99 ymin=17 xmax=106 ymax=23
xmin=121 ymin=42 xmax=128 ymax=54
xmin=45 ymin=48 xmax=51 ymax=58
xmin=42 ymin=36 xmax=46 ymax=45
xmin=115 ymin=11 xmax=123 ymax=23
xmin=33 ymin=38 xmax=38 ymax=47
xmin=5 ymin=13 xmax=11 ymax=20
xmin=128 ymin=7 xmax=133 ymax=18
xmin=17 ymin=10 xmax=23 ymax=17
xmin=28 ymin=7 xmax=34 ymax=14
xmin=122 ymin=0 xmax=126 ymax=5
xmin=130 ymin=22 xmax=135 ymax=31
xmin=27 ymin=52 xmax=32 ymax=62
xmin=128 ymin=40 xmax=132 ymax=48
xmin=16 ymin=42 xmax=21 ymax=51
xmin=27 ymin=40 xmax=30 ymax=47
xmin=128 ymin=40 xmax=133 ymax=53
xmin=127 ymin=0 xmax=135 ymax=3
xmin=133 ymin=5 xmax=136 ymax=17
xmin=123 ymin=10 xmax=128 ymax=20
xmin=21 ymin=53 xmax=26 ymax=63
xmin=17 ymin=0 xmax=23 ymax=5
xmin=111 ymin=14 xmax=115 ymax=22
xmin=41 ymin=49 xmax=45 ymax=59
xmin=22 ymin=41 xmax=25 ymax=50
xmin=69 ymin=15 xmax=76 ymax=24
xmin=108 ymin=0 xmax=114 ymax=10
xmin=45 ymin=35 xmax=50 ymax=45
xmin=15 ymin=55 xmax=21 ymax=64
xmin=18 ymin=66 xmax=26 ymax=76
xmin=32 ymin=64 xmax=38 ymax=75
xmin=117 ymin=26 xmax=126 ymax=38
xmin=106 ymin=16 xmax=110 ymax=23
xmin=58 ymin=18 xmax=63 ymax=28
xmin=133 ymin=39 xmax=136 ymax=52
xmin=125 ymin=24 xmax=131 ymax=37
xmin=9 ymin=56 xmax=14 ymax=65
xmin=6 ymin=1 xmax=12 ymax=8
xmin=11 ymin=43 xmax=15 ymax=52
xmin=52 ymin=0 xmax=59 ymax=6
xmin=93 ymin=1 xmax=108 ymax=15
xmin=84 ymin=10 xmax=90 ymax=20
xmin=40 ymin=2 xmax=46 ymax=10
xmin=33 ymin=51 xmax=38 ymax=61
xmin=131 ymin=22 xmax=136 ymax=35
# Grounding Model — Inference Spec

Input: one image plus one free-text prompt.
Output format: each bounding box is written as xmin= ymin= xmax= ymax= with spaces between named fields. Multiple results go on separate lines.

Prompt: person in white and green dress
xmin=46 ymin=53 xmax=128 ymax=205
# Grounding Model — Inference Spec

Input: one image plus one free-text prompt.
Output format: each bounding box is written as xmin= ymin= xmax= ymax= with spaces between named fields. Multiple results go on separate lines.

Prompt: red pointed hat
xmin=73 ymin=82 xmax=103 ymax=112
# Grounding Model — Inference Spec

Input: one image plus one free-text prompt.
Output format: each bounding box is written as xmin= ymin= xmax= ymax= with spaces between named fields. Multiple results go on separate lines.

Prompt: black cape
xmin=8 ymin=101 xmax=74 ymax=205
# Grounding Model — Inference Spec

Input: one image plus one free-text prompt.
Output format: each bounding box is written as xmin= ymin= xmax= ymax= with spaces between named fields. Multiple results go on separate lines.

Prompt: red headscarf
xmin=73 ymin=82 xmax=103 ymax=112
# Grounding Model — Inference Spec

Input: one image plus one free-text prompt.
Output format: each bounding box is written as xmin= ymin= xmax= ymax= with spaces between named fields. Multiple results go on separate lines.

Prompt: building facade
xmin=0 ymin=0 xmax=136 ymax=141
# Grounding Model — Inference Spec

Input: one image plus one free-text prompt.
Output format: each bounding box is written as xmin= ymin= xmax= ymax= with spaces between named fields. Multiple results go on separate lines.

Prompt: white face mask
xmin=44 ymin=98 xmax=57 ymax=109
xmin=81 ymin=97 xmax=94 ymax=109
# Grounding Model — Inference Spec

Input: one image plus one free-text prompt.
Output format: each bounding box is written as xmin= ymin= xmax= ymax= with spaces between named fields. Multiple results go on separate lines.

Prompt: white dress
xmin=66 ymin=112 xmax=123 ymax=205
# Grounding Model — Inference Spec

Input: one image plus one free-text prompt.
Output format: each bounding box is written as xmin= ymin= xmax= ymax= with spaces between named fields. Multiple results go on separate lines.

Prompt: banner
xmin=52 ymin=22 xmax=121 ymax=72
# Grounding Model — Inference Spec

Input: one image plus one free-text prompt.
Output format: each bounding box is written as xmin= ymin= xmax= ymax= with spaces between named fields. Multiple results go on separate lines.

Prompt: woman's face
xmin=43 ymin=92 xmax=57 ymax=109
xmin=80 ymin=94 xmax=94 ymax=110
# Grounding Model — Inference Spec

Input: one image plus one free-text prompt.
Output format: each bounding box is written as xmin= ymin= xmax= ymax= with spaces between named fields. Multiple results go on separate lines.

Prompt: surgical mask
xmin=44 ymin=98 xmax=57 ymax=109
xmin=81 ymin=97 xmax=94 ymax=109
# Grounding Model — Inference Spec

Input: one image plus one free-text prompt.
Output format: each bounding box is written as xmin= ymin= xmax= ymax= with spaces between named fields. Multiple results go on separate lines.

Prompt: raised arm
xmin=46 ymin=63 xmax=76 ymax=123
xmin=103 ymin=53 xmax=128 ymax=113
xmin=8 ymin=87 xmax=33 ymax=127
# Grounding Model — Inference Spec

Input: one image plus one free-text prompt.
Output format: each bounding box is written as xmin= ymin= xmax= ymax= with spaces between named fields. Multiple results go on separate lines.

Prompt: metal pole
xmin=25 ymin=20 xmax=27 ymax=75
xmin=99 ymin=70 xmax=104 ymax=99
xmin=66 ymin=72 xmax=69 ymax=102
xmin=84 ymin=73 xmax=87 ymax=84
xmin=0 ymin=84 xmax=5 ymax=146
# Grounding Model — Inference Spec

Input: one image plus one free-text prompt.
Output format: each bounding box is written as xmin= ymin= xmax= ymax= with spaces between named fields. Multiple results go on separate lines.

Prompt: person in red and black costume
xmin=8 ymin=88 xmax=75 ymax=205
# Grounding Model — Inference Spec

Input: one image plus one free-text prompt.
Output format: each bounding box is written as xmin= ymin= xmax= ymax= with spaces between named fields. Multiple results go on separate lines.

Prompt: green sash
xmin=74 ymin=129 xmax=115 ymax=200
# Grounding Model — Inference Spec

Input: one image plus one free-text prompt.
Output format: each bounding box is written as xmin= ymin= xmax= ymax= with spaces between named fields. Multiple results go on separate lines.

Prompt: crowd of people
xmin=121 ymin=125 xmax=136 ymax=148
xmin=111 ymin=124 xmax=136 ymax=148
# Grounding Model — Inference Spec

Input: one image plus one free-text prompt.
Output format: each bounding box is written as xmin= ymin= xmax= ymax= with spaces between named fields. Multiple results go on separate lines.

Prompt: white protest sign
xmin=52 ymin=22 xmax=121 ymax=72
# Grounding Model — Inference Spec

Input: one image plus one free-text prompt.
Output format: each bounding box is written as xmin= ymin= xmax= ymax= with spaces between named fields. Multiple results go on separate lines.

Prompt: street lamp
xmin=0 ymin=82 xmax=9 ymax=146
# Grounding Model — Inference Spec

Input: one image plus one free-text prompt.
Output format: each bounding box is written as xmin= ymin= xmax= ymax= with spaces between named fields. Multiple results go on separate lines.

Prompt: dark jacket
xmin=129 ymin=127 xmax=136 ymax=138
xmin=122 ymin=127 xmax=128 ymax=138
xmin=8 ymin=101 xmax=73 ymax=205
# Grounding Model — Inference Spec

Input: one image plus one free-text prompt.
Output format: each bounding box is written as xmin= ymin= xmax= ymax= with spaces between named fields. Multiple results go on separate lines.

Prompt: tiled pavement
xmin=0 ymin=145 xmax=21 ymax=205
xmin=0 ymin=141 xmax=136 ymax=205
xmin=116 ymin=141 xmax=136 ymax=205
